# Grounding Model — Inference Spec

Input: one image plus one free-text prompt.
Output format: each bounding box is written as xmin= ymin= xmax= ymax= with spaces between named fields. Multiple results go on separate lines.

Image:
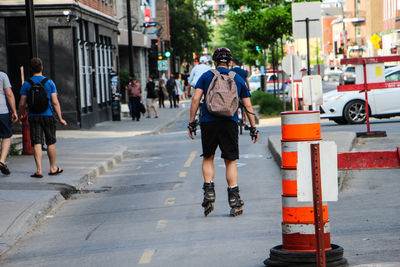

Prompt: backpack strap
xmin=27 ymin=79 xmax=34 ymax=86
xmin=210 ymin=69 xmax=220 ymax=76
xmin=228 ymin=71 xmax=236 ymax=79
xmin=40 ymin=78 xmax=49 ymax=86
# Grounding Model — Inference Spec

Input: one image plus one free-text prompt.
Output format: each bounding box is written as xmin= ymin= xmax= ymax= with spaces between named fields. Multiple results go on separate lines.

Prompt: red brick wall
xmin=78 ymin=0 xmax=115 ymax=17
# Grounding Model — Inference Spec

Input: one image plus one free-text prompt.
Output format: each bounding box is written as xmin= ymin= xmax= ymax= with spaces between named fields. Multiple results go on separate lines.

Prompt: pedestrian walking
xmin=18 ymin=57 xmax=67 ymax=178
xmin=158 ymin=79 xmax=167 ymax=108
xmin=175 ymin=74 xmax=183 ymax=105
xmin=126 ymin=77 xmax=142 ymax=121
xmin=187 ymin=48 xmax=259 ymax=217
xmin=145 ymin=76 xmax=159 ymax=118
xmin=166 ymin=74 xmax=177 ymax=108
xmin=0 ymin=71 xmax=18 ymax=175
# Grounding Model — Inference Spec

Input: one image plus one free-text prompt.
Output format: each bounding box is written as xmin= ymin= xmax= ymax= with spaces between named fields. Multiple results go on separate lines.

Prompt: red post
xmin=311 ymin=143 xmax=326 ymax=267
xmin=362 ymin=63 xmax=371 ymax=133
xmin=21 ymin=109 xmax=34 ymax=155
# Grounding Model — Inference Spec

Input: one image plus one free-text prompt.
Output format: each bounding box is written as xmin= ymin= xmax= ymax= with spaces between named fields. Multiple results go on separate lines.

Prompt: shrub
xmin=251 ymin=90 xmax=290 ymax=116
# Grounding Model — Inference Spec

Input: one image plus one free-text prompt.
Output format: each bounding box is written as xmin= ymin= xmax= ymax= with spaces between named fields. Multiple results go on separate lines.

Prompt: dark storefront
xmin=0 ymin=3 xmax=119 ymax=129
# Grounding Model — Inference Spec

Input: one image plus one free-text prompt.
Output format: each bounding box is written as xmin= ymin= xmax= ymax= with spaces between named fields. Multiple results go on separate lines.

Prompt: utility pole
xmin=25 ymin=0 xmax=38 ymax=60
xmin=126 ymin=0 xmax=134 ymax=76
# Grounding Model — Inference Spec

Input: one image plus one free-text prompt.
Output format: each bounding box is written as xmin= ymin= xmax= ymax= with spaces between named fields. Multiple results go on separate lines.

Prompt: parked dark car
xmin=339 ymin=66 xmax=356 ymax=85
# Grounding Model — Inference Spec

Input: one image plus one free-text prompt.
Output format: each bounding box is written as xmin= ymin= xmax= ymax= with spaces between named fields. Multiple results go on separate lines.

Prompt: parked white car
xmin=248 ymin=74 xmax=289 ymax=94
xmin=320 ymin=66 xmax=400 ymax=124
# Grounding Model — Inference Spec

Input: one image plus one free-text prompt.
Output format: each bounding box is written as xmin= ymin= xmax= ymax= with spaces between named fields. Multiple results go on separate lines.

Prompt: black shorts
xmin=28 ymin=116 xmax=56 ymax=146
xmin=200 ymin=120 xmax=239 ymax=160
xmin=0 ymin=113 xmax=12 ymax=139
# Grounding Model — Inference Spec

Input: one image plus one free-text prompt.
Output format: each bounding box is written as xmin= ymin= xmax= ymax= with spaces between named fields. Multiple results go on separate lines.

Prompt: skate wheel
xmin=230 ymin=207 xmax=243 ymax=217
xmin=204 ymin=203 xmax=214 ymax=216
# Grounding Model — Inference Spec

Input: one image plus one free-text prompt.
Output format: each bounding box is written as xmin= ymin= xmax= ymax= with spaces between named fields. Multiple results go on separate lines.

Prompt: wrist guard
xmin=188 ymin=120 xmax=198 ymax=134
xmin=250 ymin=127 xmax=259 ymax=140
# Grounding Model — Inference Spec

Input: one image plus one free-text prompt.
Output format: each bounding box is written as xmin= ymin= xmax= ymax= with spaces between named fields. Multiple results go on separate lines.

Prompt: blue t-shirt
xmin=195 ymin=67 xmax=251 ymax=123
xmin=20 ymin=76 xmax=57 ymax=116
xmin=231 ymin=66 xmax=248 ymax=81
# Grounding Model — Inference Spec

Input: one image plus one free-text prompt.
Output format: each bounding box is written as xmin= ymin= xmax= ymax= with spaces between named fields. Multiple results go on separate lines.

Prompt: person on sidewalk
xmin=145 ymin=76 xmax=159 ymax=118
xmin=166 ymin=74 xmax=177 ymax=108
xmin=158 ymin=79 xmax=166 ymax=108
xmin=188 ymin=48 xmax=259 ymax=217
xmin=126 ymin=77 xmax=142 ymax=121
xmin=19 ymin=57 xmax=67 ymax=178
xmin=0 ymin=71 xmax=18 ymax=175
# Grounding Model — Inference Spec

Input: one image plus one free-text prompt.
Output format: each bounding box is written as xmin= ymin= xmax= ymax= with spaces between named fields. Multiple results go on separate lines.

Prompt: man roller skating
xmin=188 ymin=48 xmax=259 ymax=217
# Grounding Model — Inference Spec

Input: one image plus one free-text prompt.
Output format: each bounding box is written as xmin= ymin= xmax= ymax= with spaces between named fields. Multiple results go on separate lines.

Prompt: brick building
xmin=0 ymin=0 xmax=119 ymax=129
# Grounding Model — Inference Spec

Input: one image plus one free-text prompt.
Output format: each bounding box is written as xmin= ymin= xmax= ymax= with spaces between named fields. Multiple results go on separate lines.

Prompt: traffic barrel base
xmin=264 ymin=244 xmax=348 ymax=267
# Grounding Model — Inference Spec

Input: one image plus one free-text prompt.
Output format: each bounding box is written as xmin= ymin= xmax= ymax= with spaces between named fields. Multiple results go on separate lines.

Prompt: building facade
xmin=0 ymin=0 xmax=120 ymax=129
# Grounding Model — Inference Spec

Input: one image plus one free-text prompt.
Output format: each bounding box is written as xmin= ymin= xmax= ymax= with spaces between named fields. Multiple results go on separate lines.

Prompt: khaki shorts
xmin=146 ymin=98 xmax=157 ymax=108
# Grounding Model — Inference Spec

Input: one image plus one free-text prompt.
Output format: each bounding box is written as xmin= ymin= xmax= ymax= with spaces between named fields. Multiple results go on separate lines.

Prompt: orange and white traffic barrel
xmin=281 ymin=111 xmax=321 ymax=142
xmin=264 ymin=111 xmax=347 ymax=266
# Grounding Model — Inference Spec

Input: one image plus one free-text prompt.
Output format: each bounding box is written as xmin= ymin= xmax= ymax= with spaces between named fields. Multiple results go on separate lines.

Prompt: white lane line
xmin=165 ymin=197 xmax=176 ymax=205
xmin=179 ymin=171 xmax=187 ymax=177
xmin=157 ymin=220 xmax=168 ymax=229
xmin=184 ymin=151 xmax=197 ymax=167
xmin=139 ymin=248 xmax=155 ymax=264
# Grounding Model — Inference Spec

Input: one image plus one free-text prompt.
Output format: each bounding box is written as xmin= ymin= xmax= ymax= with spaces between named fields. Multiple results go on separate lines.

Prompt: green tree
xmin=168 ymin=0 xmax=212 ymax=64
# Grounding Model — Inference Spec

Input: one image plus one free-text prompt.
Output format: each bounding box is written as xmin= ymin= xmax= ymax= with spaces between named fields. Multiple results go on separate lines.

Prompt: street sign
xmin=302 ymin=75 xmax=323 ymax=106
xmin=292 ymin=2 xmax=322 ymax=39
xmin=282 ymin=55 xmax=301 ymax=76
xmin=297 ymin=141 xmax=338 ymax=202
xmin=158 ymin=60 xmax=168 ymax=71
xmin=370 ymin=33 xmax=381 ymax=45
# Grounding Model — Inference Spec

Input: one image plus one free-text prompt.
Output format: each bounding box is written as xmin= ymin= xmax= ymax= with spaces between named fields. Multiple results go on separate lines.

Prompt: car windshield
xmin=249 ymin=76 xmax=260 ymax=82
xmin=345 ymin=66 xmax=355 ymax=72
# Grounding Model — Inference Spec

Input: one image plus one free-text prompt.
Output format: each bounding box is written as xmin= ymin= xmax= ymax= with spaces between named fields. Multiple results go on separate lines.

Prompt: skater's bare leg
xmin=224 ymin=159 xmax=237 ymax=187
xmin=202 ymin=154 xmax=215 ymax=183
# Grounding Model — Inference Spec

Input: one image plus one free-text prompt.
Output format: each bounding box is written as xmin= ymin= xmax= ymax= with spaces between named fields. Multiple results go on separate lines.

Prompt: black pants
xmin=130 ymin=96 xmax=141 ymax=120
xmin=168 ymin=91 xmax=177 ymax=108
xmin=158 ymin=92 xmax=165 ymax=108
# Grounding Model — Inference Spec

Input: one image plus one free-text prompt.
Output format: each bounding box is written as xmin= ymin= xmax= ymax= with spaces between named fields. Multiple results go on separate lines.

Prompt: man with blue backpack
xmin=188 ymin=48 xmax=259 ymax=217
xmin=19 ymin=58 xmax=67 ymax=178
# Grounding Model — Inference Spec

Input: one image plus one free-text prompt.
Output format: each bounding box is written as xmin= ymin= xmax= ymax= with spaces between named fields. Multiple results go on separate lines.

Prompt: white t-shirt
xmin=0 ymin=72 xmax=12 ymax=114
xmin=188 ymin=64 xmax=211 ymax=88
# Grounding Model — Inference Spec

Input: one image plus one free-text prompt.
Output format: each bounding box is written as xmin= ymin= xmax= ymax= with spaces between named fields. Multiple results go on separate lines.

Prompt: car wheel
xmin=332 ymin=118 xmax=347 ymax=125
xmin=344 ymin=100 xmax=366 ymax=124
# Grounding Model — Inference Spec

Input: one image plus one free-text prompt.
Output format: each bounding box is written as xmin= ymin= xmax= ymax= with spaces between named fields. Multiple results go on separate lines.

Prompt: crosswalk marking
xmin=184 ymin=151 xmax=197 ymax=167
xmin=139 ymin=248 xmax=155 ymax=264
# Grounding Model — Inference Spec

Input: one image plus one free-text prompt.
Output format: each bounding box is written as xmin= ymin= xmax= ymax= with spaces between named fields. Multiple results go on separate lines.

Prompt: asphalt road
xmin=0 ymin=118 xmax=281 ymax=267
xmin=0 ymin=115 xmax=399 ymax=266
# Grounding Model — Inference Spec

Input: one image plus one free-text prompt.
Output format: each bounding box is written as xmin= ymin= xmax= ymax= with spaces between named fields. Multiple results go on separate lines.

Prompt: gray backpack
xmin=205 ymin=69 xmax=238 ymax=117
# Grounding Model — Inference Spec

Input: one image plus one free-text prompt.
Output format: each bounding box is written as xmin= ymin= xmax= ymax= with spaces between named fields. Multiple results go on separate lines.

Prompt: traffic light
xmin=158 ymin=53 xmax=163 ymax=60
xmin=164 ymin=40 xmax=171 ymax=58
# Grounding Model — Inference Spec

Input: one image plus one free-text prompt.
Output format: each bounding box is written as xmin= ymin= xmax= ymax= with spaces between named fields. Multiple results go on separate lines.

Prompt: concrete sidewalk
xmin=0 ymin=102 xmax=189 ymax=257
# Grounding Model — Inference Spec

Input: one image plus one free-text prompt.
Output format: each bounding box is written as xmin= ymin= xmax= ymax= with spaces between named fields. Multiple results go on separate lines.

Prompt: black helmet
xmin=212 ymin=47 xmax=232 ymax=63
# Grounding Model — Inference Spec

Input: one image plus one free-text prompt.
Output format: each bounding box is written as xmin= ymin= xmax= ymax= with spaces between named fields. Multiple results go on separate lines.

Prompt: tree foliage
xmin=222 ymin=0 xmax=320 ymax=64
xmin=168 ymin=0 xmax=212 ymax=63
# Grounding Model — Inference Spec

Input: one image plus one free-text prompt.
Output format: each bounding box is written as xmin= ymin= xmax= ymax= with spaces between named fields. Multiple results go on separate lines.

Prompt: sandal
xmin=49 ymin=167 xmax=63 ymax=176
xmin=0 ymin=162 xmax=10 ymax=175
xmin=31 ymin=173 xmax=43 ymax=178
